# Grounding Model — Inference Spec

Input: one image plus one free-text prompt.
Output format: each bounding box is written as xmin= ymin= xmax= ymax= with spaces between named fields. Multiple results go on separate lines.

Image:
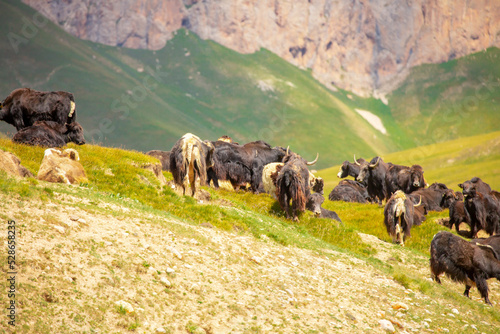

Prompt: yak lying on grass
xmin=328 ymin=179 xmax=371 ymax=204
xmin=12 ymin=121 xmax=85 ymax=147
xmin=430 ymin=231 xmax=500 ymax=305
xmin=337 ymin=156 xmax=366 ymax=181
xmin=146 ymin=150 xmax=171 ymax=171
xmin=306 ymin=193 xmax=342 ymax=222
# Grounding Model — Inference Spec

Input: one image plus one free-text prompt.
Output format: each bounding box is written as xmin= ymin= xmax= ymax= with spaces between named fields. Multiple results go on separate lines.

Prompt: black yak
xmin=461 ymin=179 xmax=500 ymax=238
xmin=306 ymin=193 xmax=342 ymax=222
xmin=146 ymin=150 xmax=171 ymax=171
xmin=430 ymin=231 xmax=500 ymax=305
xmin=276 ymin=150 xmax=319 ymax=221
xmin=1 ymin=88 xmax=77 ymax=130
xmin=12 ymin=121 xmax=85 ymax=147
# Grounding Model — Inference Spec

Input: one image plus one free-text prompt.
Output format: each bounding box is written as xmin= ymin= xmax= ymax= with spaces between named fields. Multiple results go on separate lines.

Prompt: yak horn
xmin=354 ymin=154 xmax=361 ymax=166
xmin=306 ymin=153 xmax=319 ymax=166
xmin=286 ymin=146 xmax=290 ymax=155
xmin=414 ymin=195 xmax=422 ymax=207
xmin=369 ymin=156 xmax=381 ymax=168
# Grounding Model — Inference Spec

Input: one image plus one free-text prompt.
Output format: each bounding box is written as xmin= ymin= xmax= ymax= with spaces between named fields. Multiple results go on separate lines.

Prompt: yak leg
xmin=395 ymin=223 xmax=404 ymax=246
xmin=474 ymin=274 xmax=492 ymax=305
xmin=284 ymin=196 xmax=291 ymax=220
xmin=189 ymin=172 xmax=196 ymax=196
xmin=463 ymin=285 xmax=472 ymax=298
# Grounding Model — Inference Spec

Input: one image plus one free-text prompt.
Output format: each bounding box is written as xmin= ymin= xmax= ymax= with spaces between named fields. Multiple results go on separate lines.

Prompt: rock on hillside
xmin=23 ymin=0 xmax=500 ymax=96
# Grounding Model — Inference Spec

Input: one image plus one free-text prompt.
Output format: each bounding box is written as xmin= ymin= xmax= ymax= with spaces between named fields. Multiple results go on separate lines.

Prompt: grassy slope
xmin=389 ymin=47 xmax=500 ymax=146
xmin=0 ymin=0 xmax=407 ymax=169
xmin=1 ymin=134 xmax=500 ymax=332
xmin=318 ymin=130 xmax=500 ymax=192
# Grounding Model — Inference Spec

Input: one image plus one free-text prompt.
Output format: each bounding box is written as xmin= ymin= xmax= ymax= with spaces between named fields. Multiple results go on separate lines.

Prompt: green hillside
xmin=1 ymin=1 xmax=500 ymax=170
xmin=0 ymin=1 xmax=409 ymax=169
xmin=389 ymin=48 xmax=500 ymax=145
xmin=319 ymin=131 xmax=500 ymax=192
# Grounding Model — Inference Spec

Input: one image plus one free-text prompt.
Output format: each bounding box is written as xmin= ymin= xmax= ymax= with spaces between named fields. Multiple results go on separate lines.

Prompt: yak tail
xmin=181 ymin=138 xmax=207 ymax=188
xmin=193 ymin=143 xmax=207 ymax=186
xmin=277 ymin=169 xmax=306 ymax=215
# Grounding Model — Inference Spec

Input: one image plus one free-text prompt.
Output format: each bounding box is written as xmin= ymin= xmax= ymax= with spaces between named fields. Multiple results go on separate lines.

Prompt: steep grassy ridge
xmin=389 ymin=48 xmax=500 ymax=146
xmin=0 ymin=1 xmax=407 ymax=169
xmin=2 ymin=2 xmax=500 ymax=170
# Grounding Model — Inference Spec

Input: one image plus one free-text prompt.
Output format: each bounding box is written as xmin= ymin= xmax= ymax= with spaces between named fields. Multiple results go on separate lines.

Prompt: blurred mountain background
xmin=1 ymin=0 xmax=499 ymax=168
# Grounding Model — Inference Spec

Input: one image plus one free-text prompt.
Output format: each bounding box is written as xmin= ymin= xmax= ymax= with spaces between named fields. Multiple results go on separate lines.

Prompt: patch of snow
xmin=257 ymin=80 xmax=275 ymax=92
xmin=354 ymin=109 xmax=388 ymax=135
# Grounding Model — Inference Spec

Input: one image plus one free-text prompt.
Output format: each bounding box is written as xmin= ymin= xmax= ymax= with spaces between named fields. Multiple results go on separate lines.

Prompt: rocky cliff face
xmin=23 ymin=0 xmax=500 ymax=96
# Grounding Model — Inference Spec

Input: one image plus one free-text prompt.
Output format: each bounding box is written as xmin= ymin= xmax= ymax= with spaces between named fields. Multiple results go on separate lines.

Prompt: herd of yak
xmin=2 ymin=87 xmax=500 ymax=305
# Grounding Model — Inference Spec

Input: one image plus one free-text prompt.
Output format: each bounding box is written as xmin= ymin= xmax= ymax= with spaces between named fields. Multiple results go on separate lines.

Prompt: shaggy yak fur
xmin=408 ymin=182 xmax=451 ymax=212
xmin=328 ymin=179 xmax=371 ymax=204
xmin=169 ymin=133 xmax=215 ymax=196
xmin=460 ymin=180 xmax=500 ymax=238
xmin=12 ymin=121 xmax=85 ymax=147
xmin=1 ymin=88 xmax=77 ymax=130
xmin=146 ymin=150 xmax=171 ymax=171
xmin=383 ymin=190 xmax=423 ymax=246
xmin=430 ymin=231 xmax=500 ymax=305
xmin=385 ymin=163 xmax=426 ymax=197
xmin=207 ymin=140 xmax=287 ymax=192
xmin=356 ymin=156 xmax=391 ymax=203
xmin=337 ymin=156 xmax=366 ymax=181
xmin=276 ymin=151 xmax=318 ymax=222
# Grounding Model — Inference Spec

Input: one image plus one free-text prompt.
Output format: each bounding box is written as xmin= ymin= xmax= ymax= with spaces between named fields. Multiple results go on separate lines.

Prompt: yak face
xmin=356 ymin=156 xmax=381 ymax=183
xmin=410 ymin=165 xmax=425 ymax=188
xmin=460 ymin=181 xmax=477 ymax=199
xmin=337 ymin=161 xmax=350 ymax=178
xmin=65 ymin=122 xmax=85 ymax=145
xmin=441 ymin=189 xmax=458 ymax=209
xmin=306 ymin=193 xmax=324 ymax=217
xmin=356 ymin=165 xmax=368 ymax=183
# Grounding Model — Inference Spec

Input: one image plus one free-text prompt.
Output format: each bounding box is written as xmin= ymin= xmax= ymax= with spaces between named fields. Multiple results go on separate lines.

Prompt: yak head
xmin=338 ymin=155 xmax=366 ymax=178
xmin=441 ymin=188 xmax=458 ymax=208
xmin=282 ymin=146 xmax=319 ymax=166
xmin=459 ymin=180 xmax=477 ymax=199
xmin=356 ymin=156 xmax=381 ymax=183
xmin=306 ymin=193 xmax=324 ymax=217
xmin=65 ymin=122 xmax=86 ymax=145
xmin=410 ymin=165 xmax=425 ymax=188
